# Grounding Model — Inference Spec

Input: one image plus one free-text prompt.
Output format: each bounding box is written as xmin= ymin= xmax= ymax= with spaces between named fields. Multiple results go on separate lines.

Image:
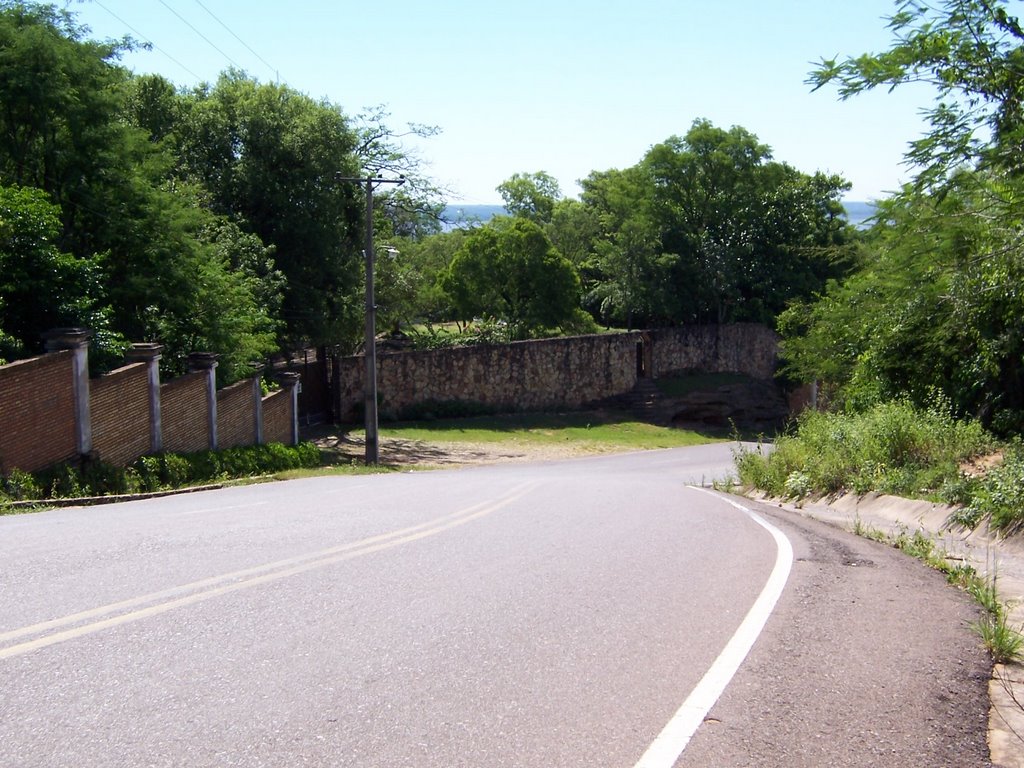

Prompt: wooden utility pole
xmin=337 ymin=174 xmax=405 ymax=464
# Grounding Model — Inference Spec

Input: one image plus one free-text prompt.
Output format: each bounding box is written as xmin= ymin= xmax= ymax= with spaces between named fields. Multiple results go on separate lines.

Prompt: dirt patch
xmin=302 ymin=424 xmax=603 ymax=468
xmin=961 ymin=451 xmax=1004 ymax=478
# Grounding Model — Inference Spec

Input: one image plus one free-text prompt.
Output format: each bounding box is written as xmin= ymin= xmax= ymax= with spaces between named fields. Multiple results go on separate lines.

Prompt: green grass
xmin=376 ymin=411 xmax=724 ymax=451
xmin=734 ymin=398 xmax=1024 ymax=534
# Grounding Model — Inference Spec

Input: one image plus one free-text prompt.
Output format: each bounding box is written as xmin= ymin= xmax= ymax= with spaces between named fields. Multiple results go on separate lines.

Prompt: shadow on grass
xmin=380 ymin=408 xmax=741 ymax=439
xmin=302 ymin=408 xmax=778 ymax=469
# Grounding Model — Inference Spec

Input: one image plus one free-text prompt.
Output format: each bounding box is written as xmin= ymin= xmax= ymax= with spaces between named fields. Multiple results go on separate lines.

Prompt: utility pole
xmin=337 ymin=174 xmax=405 ymax=464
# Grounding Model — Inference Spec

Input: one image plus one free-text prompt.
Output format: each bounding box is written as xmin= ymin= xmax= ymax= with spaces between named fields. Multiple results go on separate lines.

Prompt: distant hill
xmin=442 ymin=202 xmax=876 ymax=229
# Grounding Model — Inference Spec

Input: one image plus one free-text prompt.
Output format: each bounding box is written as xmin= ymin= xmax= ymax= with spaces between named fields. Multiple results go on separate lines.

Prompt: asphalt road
xmin=0 ymin=445 xmax=991 ymax=766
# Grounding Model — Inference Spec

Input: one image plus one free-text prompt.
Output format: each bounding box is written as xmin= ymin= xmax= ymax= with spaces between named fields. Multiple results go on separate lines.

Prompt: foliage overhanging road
xmin=0 ymin=445 xmax=990 ymax=766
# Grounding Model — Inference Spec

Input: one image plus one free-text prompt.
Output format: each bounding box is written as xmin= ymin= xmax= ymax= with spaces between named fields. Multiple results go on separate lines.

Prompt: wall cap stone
xmin=187 ymin=352 xmax=219 ymax=371
xmin=126 ymin=343 xmax=164 ymax=362
xmin=43 ymin=328 xmax=92 ymax=351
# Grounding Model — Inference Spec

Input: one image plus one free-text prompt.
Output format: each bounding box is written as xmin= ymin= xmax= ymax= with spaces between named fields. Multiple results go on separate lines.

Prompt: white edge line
xmin=633 ymin=487 xmax=794 ymax=768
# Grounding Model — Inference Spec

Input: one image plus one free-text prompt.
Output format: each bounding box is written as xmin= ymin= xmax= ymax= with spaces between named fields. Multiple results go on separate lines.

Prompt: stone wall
xmin=333 ymin=324 xmax=781 ymax=424
xmin=649 ymin=324 xmax=779 ymax=379
xmin=334 ymin=333 xmax=642 ymax=422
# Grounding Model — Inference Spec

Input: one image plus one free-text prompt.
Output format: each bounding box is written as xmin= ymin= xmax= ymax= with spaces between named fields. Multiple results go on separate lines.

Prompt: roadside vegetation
xmin=736 ymin=400 xmax=1024 ymax=535
xmin=0 ymin=442 xmax=320 ymax=510
xmin=733 ymin=2 xmax=1024 ymax=537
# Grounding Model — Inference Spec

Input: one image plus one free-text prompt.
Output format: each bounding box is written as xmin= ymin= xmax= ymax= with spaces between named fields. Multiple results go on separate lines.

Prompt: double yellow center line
xmin=0 ymin=482 xmax=537 ymax=660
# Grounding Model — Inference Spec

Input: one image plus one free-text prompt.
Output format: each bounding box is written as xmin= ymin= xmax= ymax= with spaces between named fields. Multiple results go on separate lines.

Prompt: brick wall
xmin=161 ymin=372 xmax=210 ymax=454
xmin=217 ymin=378 xmax=256 ymax=449
xmin=91 ymin=363 xmax=151 ymax=466
xmin=262 ymin=390 xmax=292 ymax=444
xmin=0 ymin=352 xmax=77 ymax=473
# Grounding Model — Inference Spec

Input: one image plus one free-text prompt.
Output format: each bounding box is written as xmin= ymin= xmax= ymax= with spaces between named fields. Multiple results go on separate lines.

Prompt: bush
xmin=0 ymin=442 xmax=322 ymax=502
xmin=961 ymin=444 xmax=1024 ymax=534
xmin=736 ymin=398 xmax=994 ymax=502
xmin=2 ymin=468 xmax=42 ymax=501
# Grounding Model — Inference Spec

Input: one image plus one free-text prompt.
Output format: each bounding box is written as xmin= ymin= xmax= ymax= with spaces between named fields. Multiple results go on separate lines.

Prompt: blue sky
xmin=66 ymin=0 xmax=936 ymax=203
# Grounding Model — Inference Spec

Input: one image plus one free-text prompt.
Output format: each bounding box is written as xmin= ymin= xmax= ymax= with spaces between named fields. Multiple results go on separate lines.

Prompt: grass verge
xmin=376 ymin=411 xmax=726 ymax=451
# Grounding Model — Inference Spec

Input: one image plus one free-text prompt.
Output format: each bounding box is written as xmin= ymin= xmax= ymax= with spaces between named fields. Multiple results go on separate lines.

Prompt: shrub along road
xmin=0 ymin=445 xmax=991 ymax=766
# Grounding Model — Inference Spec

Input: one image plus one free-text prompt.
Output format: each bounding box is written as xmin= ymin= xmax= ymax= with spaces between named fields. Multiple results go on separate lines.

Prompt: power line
xmin=91 ymin=0 xmax=203 ymax=81
xmin=156 ymin=0 xmax=243 ymax=72
xmin=192 ymin=0 xmax=278 ymax=82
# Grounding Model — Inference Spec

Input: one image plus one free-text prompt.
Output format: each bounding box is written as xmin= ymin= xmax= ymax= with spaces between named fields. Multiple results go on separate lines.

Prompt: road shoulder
xmin=755 ymin=490 xmax=1024 ymax=767
xmin=678 ymin=496 xmax=992 ymax=767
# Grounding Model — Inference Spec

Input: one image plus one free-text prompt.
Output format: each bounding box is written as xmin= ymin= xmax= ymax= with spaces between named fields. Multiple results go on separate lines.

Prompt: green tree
xmin=643 ymin=119 xmax=853 ymax=324
xmin=497 ymin=171 xmax=562 ymax=223
xmin=0 ymin=5 xmax=279 ymax=382
xmin=174 ymin=71 xmax=363 ymax=349
xmin=355 ymin=105 xmax=447 ymax=240
xmin=441 ymin=218 xmax=581 ymax=339
xmin=809 ymin=0 xmax=1024 ymax=189
xmin=782 ymin=172 xmax=1024 ymax=431
xmin=789 ymin=0 xmax=1024 ymax=433
xmin=376 ymin=228 xmax=468 ymax=331
xmin=574 ymin=121 xmax=853 ymax=328
xmin=546 ymin=198 xmax=601 ymax=270
xmin=0 ymin=183 xmax=116 ymax=360
xmin=579 ymin=167 xmax=674 ymax=326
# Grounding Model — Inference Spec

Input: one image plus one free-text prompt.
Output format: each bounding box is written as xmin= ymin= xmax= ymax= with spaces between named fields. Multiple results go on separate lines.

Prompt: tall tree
xmin=791 ymin=0 xmax=1024 ymax=432
xmin=644 ymin=119 xmax=853 ymax=324
xmin=497 ymin=171 xmax=562 ymax=224
xmin=0 ymin=183 xmax=112 ymax=360
xmin=575 ymin=121 xmax=853 ymax=328
xmin=174 ymin=71 xmax=363 ymax=349
xmin=0 ymin=4 xmax=279 ymax=382
xmin=355 ymin=105 xmax=447 ymax=240
xmin=441 ymin=217 xmax=581 ymax=339
xmin=579 ymin=167 xmax=678 ymax=327
xmin=809 ymin=0 xmax=1024 ymax=189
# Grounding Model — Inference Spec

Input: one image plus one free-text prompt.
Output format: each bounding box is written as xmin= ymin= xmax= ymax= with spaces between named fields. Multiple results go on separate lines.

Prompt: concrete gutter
xmin=750 ymin=490 xmax=1024 ymax=767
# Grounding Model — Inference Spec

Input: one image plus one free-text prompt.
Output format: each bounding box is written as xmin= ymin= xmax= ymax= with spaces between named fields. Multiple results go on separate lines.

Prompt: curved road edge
xmin=635 ymin=489 xmax=794 ymax=768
